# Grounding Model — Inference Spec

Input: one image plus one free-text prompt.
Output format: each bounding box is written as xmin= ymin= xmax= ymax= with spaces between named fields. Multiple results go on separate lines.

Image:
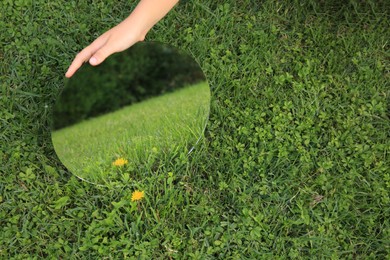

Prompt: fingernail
xmin=90 ymin=57 xmax=97 ymax=65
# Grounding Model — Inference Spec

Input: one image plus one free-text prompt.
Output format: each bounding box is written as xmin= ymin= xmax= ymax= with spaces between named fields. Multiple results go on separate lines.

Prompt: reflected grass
xmin=51 ymin=81 xmax=210 ymax=184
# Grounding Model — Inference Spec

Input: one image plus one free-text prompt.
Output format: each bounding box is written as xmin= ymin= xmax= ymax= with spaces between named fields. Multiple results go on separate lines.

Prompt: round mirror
xmin=51 ymin=42 xmax=210 ymax=185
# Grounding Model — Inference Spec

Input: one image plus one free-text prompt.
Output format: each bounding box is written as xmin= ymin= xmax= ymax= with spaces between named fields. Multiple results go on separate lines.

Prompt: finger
xmin=65 ymin=52 xmax=88 ymax=78
xmin=89 ymin=45 xmax=112 ymax=66
xmin=65 ymin=36 xmax=108 ymax=78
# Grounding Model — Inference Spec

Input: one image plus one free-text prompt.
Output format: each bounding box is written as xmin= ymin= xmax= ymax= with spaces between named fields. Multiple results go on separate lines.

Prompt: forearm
xmin=123 ymin=0 xmax=179 ymax=41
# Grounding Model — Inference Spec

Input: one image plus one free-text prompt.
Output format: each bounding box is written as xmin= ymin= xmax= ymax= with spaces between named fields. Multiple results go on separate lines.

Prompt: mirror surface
xmin=51 ymin=42 xmax=210 ymax=185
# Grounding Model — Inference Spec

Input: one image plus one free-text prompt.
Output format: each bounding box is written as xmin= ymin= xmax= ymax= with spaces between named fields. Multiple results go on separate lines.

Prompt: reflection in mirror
xmin=51 ymin=42 xmax=210 ymax=185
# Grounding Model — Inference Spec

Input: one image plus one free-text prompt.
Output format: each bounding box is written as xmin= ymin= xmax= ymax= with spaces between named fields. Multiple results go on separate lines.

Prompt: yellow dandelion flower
xmin=112 ymin=158 xmax=128 ymax=167
xmin=131 ymin=190 xmax=145 ymax=202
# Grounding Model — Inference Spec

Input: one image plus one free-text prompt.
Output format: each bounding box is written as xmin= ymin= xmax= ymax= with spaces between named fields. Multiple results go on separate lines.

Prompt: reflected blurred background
xmin=53 ymin=42 xmax=206 ymax=130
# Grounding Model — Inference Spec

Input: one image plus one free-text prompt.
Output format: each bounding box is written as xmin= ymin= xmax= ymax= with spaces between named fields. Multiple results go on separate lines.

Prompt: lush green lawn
xmin=52 ymin=82 xmax=210 ymax=184
xmin=1 ymin=0 xmax=389 ymax=258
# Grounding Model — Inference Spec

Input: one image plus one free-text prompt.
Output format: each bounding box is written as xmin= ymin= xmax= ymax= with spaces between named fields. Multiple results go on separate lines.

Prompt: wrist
xmin=117 ymin=16 xmax=147 ymax=43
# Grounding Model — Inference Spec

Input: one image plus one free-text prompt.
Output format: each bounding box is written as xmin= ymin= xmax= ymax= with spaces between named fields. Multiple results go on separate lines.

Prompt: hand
xmin=65 ymin=21 xmax=145 ymax=78
xmin=65 ymin=0 xmax=179 ymax=78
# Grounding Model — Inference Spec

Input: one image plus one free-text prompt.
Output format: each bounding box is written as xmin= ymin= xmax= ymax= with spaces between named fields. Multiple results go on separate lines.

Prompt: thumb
xmin=89 ymin=47 xmax=110 ymax=66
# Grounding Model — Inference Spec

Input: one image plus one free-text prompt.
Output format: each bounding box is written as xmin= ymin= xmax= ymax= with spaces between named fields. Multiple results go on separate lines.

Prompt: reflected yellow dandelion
xmin=112 ymin=158 xmax=128 ymax=167
xmin=131 ymin=190 xmax=145 ymax=202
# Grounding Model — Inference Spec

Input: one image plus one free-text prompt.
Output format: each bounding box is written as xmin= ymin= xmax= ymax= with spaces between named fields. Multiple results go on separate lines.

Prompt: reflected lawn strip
xmin=52 ymin=81 xmax=210 ymax=184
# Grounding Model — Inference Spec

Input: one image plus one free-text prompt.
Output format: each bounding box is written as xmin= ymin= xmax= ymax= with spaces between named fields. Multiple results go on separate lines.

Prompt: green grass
xmin=1 ymin=0 xmax=389 ymax=258
xmin=52 ymin=82 xmax=210 ymax=184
